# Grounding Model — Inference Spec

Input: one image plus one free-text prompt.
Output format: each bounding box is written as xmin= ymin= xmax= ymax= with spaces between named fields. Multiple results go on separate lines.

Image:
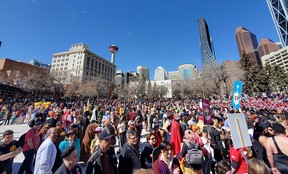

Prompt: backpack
xmin=184 ymin=142 xmax=203 ymax=165
xmin=18 ymin=133 xmax=27 ymax=148
xmin=18 ymin=129 xmax=35 ymax=148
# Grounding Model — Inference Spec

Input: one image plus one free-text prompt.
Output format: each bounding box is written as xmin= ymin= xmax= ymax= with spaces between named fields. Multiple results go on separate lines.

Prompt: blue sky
xmin=0 ymin=0 xmax=279 ymax=80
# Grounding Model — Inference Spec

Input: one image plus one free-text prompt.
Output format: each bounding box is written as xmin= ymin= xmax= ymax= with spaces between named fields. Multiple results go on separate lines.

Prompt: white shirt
xmin=33 ymin=138 xmax=57 ymax=174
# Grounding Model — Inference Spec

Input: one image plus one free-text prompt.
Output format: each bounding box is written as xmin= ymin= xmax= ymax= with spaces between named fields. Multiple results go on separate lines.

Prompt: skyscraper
xmin=137 ymin=66 xmax=150 ymax=81
xmin=235 ymin=27 xmax=261 ymax=66
xmin=267 ymin=0 xmax=288 ymax=47
xmin=178 ymin=64 xmax=198 ymax=80
xmin=154 ymin=66 xmax=168 ymax=81
xmin=257 ymin=38 xmax=280 ymax=57
xmin=198 ymin=17 xmax=217 ymax=70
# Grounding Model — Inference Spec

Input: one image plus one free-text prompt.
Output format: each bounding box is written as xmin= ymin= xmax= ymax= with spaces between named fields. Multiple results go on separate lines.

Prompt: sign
xmin=232 ymin=81 xmax=243 ymax=110
xmin=202 ymin=99 xmax=210 ymax=113
xmin=227 ymin=113 xmax=252 ymax=149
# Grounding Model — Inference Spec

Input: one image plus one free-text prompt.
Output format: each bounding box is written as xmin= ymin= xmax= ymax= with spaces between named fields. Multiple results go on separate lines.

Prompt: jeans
xmin=18 ymin=149 xmax=35 ymax=174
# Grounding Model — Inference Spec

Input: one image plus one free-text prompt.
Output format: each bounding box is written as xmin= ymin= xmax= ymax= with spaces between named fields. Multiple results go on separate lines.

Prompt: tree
xmin=240 ymin=53 xmax=268 ymax=95
xmin=147 ymin=80 xmax=153 ymax=99
xmin=266 ymin=64 xmax=288 ymax=92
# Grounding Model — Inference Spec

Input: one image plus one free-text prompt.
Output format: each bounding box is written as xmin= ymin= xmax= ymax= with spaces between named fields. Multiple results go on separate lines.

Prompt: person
xmin=86 ymin=129 xmax=118 ymax=174
xmin=179 ymin=130 xmax=204 ymax=174
xmin=39 ymin=122 xmax=51 ymax=143
xmin=214 ymin=160 xmax=231 ymax=174
xmin=80 ymin=121 xmax=98 ymax=163
xmin=248 ymin=158 xmax=270 ymax=174
xmin=0 ymin=130 xmax=22 ymax=174
xmin=170 ymin=114 xmax=183 ymax=156
xmin=34 ymin=127 xmax=58 ymax=174
xmin=229 ymin=145 xmax=250 ymax=174
xmin=266 ymin=123 xmax=288 ymax=174
xmin=117 ymin=116 xmax=126 ymax=147
xmin=18 ymin=121 xmax=42 ymax=174
xmin=55 ymin=146 xmax=82 ymax=174
xmin=201 ymin=126 xmax=214 ymax=174
xmin=152 ymin=141 xmax=182 ymax=174
xmin=90 ymin=127 xmax=102 ymax=154
xmin=59 ymin=130 xmax=81 ymax=160
xmin=118 ymin=130 xmax=141 ymax=174
xmin=140 ymin=133 xmax=158 ymax=169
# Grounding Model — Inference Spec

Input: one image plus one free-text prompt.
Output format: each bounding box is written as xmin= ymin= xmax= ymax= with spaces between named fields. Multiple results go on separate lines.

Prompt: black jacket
xmin=54 ymin=163 xmax=82 ymax=174
xmin=140 ymin=142 xmax=154 ymax=169
xmin=86 ymin=146 xmax=118 ymax=174
xmin=118 ymin=142 xmax=141 ymax=174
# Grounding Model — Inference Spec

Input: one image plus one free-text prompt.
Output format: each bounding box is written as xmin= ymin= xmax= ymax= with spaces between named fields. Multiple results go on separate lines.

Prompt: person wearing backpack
xmin=179 ymin=130 xmax=205 ymax=174
xmin=18 ymin=121 xmax=42 ymax=174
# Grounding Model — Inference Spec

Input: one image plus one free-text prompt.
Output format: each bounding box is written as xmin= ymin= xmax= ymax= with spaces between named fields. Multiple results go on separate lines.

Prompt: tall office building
xmin=258 ymin=38 xmax=280 ymax=57
xmin=235 ymin=27 xmax=261 ymax=66
xmin=168 ymin=71 xmax=179 ymax=80
xmin=137 ymin=66 xmax=150 ymax=81
xmin=178 ymin=64 xmax=198 ymax=80
xmin=154 ymin=66 xmax=168 ymax=81
xmin=261 ymin=46 xmax=288 ymax=72
xmin=198 ymin=17 xmax=217 ymax=70
xmin=267 ymin=0 xmax=288 ymax=47
xmin=50 ymin=43 xmax=116 ymax=83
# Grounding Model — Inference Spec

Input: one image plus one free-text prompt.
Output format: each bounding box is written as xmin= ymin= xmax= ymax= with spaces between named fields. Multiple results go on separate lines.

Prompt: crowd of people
xmin=0 ymin=93 xmax=287 ymax=174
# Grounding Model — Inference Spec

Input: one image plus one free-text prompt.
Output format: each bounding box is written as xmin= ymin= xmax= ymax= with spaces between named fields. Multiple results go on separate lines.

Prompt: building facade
xmin=261 ymin=46 xmax=288 ymax=72
xmin=178 ymin=64 xmax=198 ymax=80
xmin=235 ymin=27 xmax=261 ymax=66
xmin=0 ymin=58 xmax=49 ymax=85
xmin=198 ymin=17 xmax=217 ymax=70
xmin=50 ymin=43 xmax=116 ymax=84
xmin=168 ymin=71 xmax=179 ymax=80
xmin=154 ymin=66 xmax=168 ymax=81
xmin=137 ymin=66 xmax=150 ymax=81
xmin=258 ymin=38 xmax=281 ymax=58
xmin=267 ymin=0 xmax=288 ymax=47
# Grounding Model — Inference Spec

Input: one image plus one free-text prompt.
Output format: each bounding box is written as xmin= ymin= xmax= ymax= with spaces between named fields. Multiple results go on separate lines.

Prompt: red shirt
xmin=23 ymin=128 xmax=40 ymax=152
xmin=230 ymin=147 xmax=248 ymax=173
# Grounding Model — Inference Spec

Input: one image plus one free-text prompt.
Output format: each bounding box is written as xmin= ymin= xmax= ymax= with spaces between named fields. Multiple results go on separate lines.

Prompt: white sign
xmin=227 ymin=113 xmax=252 ymax=149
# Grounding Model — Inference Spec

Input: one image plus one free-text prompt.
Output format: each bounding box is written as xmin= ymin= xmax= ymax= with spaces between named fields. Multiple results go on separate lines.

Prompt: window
xmin=65 ymin=63 xmax=68 ymax=66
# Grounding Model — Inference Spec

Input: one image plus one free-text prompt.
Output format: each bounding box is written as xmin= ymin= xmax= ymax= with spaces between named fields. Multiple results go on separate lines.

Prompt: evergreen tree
xmin=268 ymin=64 xmax=288 ymax=92
xmin=240 ymin=53 xmax=268 ymax=95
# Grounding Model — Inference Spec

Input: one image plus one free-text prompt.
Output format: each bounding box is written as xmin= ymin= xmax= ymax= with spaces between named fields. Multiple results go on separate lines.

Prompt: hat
xmin=213 ymin=115 xmax=223 ymax=121
xmin=66 ymin=130 xmax=75 ymax=137
xmin=99 ymin=129 xmax=113 ymax=140
xmin=198 ymin=116 xmax=204 ymax=122
xmin=61 ymin=146 xmax=76 ymax=158
xmin=70 ymin=123 xmax=79 ymax=129
xmin=128 ymin=120 xmax=135 ymax=126
xmin=95 ymin=127 xmax=102 ymax=133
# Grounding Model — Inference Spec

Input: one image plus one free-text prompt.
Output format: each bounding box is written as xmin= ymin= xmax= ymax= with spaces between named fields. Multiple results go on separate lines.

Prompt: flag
xmin=0 ymin=41 xmax=2 ymax=47
xmin=232 ymin=81 xmax=243 ymax=110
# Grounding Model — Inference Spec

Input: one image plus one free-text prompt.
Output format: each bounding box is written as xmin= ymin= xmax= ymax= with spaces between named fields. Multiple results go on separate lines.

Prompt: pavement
xmin=0 ymin=123 xmax=149 ymax=174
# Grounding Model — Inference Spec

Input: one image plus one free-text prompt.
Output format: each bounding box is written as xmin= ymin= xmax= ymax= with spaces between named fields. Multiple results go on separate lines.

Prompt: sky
xmin=0 ymin=0 xmax=280 ymax=80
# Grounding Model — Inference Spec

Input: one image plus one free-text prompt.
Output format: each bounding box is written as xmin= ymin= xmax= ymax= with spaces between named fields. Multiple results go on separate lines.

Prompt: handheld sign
xmin=227 ymin=113 xmax=251 ymax=149
xmin=232 ymin=81 xmax=243 ymax=110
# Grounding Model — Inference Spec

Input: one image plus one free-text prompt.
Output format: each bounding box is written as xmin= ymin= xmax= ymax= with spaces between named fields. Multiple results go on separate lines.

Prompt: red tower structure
xmin=109 ymin=45 xmax=119 ymax=64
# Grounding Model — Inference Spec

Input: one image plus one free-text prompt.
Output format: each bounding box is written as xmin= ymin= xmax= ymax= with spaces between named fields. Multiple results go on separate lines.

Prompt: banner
xmin=232 ymin=81 xmax=243 ymax=110
xmin=202 ymin=99 xmax=210 ymax=113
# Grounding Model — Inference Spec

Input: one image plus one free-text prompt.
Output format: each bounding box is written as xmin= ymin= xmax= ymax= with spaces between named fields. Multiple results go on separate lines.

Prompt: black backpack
xmin=18 ymin=133 xmax=27 ymax=147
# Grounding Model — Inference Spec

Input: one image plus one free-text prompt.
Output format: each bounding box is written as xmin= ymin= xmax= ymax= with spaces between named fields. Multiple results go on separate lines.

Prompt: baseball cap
xmin=99 ymin=129 xmax=113 ymax=140
xmin=95 ymin=127 xmax=102 ymax=133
